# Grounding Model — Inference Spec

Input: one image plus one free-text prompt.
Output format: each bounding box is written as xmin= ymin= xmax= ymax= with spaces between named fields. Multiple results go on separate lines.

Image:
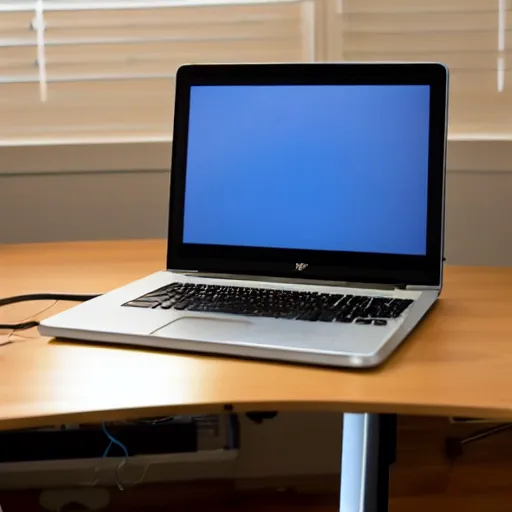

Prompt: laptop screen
xmin=183 ymin=84 xmax=431 ymax=256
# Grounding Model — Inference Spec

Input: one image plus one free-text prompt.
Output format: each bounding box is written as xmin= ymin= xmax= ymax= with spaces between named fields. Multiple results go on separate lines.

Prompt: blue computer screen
xmin=183 ymin=85 xmax=430 ymax=256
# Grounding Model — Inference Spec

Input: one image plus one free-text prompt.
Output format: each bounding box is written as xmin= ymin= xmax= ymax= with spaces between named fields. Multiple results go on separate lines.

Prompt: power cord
xmin=0 ymin=293 xmax=100 ymax=330
xmin=0 ymin=320 xmax=40 ymax=331
xmin=0 ymin=293 xmax=99 ymax=308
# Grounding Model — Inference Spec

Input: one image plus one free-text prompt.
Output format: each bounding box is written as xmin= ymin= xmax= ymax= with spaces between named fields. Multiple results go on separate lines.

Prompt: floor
xmin=1 ymin=415 xmax=512 ymax=511
xmin=389 ymin=415 xmax=512 ymax=512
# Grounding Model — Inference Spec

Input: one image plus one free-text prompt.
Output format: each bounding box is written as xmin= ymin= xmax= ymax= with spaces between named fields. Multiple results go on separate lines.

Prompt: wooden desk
xmin=1 ymin=240 xmax=512 ymax=431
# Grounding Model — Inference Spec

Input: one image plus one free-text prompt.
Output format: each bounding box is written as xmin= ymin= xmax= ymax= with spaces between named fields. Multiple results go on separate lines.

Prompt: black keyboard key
xmin=124 ymin=300 xmax=155 ymax=308
xmin=274 ymin=311 xmax=300 ymax=320
xmin=173 ymin=300 xmax=190 ymax=311
xmin=188 ymin=304 xmax=206 ymax=312
xmin=297 ymin=311 xmax=320 ymax=322
xmin=392 ymin=299 xmax=414 ymax=316
xmin=373 ymin=319 xmax=388 ymax=326
xmin=142 ymin=291 xmax=166 ymax=298
xmin=352 ymin=308 xmax=371 ymax=319
xmin=355 ymin=318 xmax=372 ymax=325
xmin=318 ymin=311 xmax=338 ymax=322
xmin=135 ymin=296 xmax=162 ymax=302
xmin=324 ymin=295 xmax=344 ymax=308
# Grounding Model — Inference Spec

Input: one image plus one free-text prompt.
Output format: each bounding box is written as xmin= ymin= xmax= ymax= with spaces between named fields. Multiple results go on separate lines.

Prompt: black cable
xmin=0 ymin=293 xmax=100 ymax=308
xmin=0 ymin=321 xmax=40 ymax=331
xmin=0 ymin=293 xmax=100 ymax=331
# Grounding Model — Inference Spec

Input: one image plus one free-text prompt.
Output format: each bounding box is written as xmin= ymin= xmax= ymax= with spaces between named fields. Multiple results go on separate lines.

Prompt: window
xmin=0 ymin=0 xmax=509 ymax=174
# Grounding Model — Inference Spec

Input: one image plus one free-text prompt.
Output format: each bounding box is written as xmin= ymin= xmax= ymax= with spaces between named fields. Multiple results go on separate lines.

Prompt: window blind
xmin=336 ymin=0 xmax=510 ymax=137
xmin=0 ymin=0 xmax=314 ymax=143
xmin=1 ymin=0 xmax=509 ymax=145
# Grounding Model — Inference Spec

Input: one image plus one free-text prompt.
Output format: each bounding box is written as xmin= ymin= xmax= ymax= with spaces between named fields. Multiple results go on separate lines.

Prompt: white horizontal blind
xmin=0 ymin=0 xmax=314 ymax=143
xmin=336 ymin=0 xmax=511 ymax=137
xmin=3 ymin=0 xmax=510 ymax=145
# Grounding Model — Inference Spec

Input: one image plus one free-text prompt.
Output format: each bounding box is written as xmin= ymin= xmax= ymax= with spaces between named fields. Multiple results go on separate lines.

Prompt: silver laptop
xmin=39 ymin=63 xmax=448 ymax=368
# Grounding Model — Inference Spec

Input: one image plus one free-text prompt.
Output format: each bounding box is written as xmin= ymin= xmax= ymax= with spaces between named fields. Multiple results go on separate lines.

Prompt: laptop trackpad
xmin=153 ymin=316 xmax=251 ymax=342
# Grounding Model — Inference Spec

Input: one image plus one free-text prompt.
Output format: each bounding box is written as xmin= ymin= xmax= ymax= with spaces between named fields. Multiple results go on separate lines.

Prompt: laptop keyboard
xmin=123 ymin=283 xmax=414 ymax=325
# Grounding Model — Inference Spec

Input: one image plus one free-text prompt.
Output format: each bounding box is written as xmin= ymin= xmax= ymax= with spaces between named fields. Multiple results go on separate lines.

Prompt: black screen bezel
xmin=167 ymin=63 xmax=448 ymax=286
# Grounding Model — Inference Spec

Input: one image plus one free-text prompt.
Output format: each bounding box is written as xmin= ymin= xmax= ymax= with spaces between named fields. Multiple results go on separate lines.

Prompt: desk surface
xmin=1 ymin=240 xmax=512 ymax=430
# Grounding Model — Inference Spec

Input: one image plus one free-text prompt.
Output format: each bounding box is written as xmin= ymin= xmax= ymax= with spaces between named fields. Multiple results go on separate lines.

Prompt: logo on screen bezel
xmin=294 ymin=263 xmax=309 ymax=272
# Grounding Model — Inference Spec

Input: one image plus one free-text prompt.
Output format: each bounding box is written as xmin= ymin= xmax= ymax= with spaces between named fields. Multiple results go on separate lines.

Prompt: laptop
xmin=39 ymin=63 xmax=448 ymax=368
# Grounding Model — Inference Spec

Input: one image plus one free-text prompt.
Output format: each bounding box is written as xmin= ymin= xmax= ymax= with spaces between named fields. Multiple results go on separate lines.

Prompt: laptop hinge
xmin=405 ymin=284 xmax=440 ymax=291
xmin=169 ymin=270 xmax=425 ymax=292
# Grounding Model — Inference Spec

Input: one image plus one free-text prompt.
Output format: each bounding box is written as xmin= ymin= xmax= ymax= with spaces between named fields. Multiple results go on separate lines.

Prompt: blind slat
xmin=0 ymin=10 xmax=33 ymax=29
xmin=0 ymin=0 xmax=304 ymax=12
xmin=343 ymin=0 xmax=498 ymax=14
xmin=343 ymin=12 xmax=499 ymax=33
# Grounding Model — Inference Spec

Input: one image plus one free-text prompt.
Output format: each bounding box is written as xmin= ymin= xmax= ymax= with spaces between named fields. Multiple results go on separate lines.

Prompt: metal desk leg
xmin=340 ymin=413 xmax=397 ymax=512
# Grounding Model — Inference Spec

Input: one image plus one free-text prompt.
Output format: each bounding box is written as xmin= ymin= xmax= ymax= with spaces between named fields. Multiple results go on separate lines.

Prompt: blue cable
xmin=103 ymin=441 xmax=113 ymax=458
xmin=102 ymin=421 xmax=129 ymax=458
